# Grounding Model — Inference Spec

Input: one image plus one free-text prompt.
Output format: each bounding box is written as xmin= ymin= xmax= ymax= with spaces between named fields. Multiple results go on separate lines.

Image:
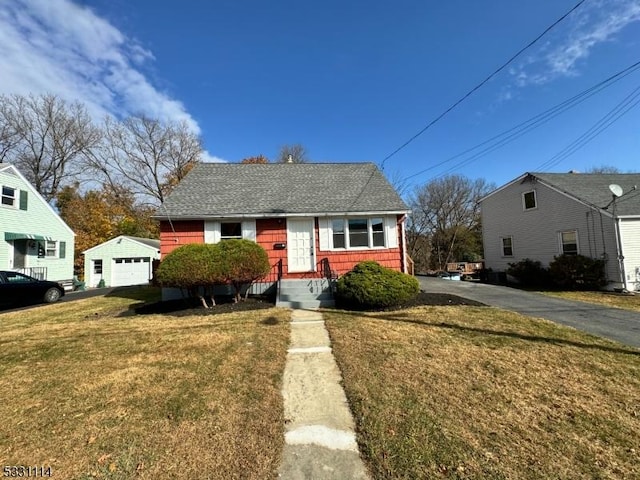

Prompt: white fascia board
xmin=154 ymin=210 xmax=410 ymax=221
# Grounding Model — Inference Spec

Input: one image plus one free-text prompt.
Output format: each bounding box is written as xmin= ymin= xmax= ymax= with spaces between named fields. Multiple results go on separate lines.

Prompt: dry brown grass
xmin=541 ymin=290 xmax=640 ymax=312
xmin=0 ymin=289 xmax=290 ymax=479
xmin=325 ymin=306 xmax=640 ymax=480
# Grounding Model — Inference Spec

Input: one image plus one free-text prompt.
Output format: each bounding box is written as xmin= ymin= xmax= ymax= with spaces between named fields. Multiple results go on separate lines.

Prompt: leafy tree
xmin=277 ymin=143 xmax=309 ymax=163
xmin=89 ymin=115 xmax=202 ymax=204
xmin=409 ymin=175 xmax=493 ymax=271
xmin=0 ymin=93 xmax=101 ymax=201
xmin=215 ymin=240 xmax=270 ymax=302
xmin=154 ymin=244 xmax=225 ymax=308
xmin=56 ymin=183 xmax=158 ymax=272
xmin=240 ymin=155 xmax=269 ymax=164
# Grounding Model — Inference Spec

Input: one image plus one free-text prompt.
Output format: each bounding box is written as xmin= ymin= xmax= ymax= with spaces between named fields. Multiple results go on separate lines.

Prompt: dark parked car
xmin=0 ymin=271 xmax=65 ymax=307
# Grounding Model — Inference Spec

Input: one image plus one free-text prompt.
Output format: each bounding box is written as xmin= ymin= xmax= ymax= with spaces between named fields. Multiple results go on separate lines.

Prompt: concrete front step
xmin=277 ymin=278 xmax=336 ymax=309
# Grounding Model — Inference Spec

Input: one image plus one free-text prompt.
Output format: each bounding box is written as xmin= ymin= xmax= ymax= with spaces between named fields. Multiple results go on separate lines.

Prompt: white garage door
xmin=112 ymin=257 xmax=151 ymax=287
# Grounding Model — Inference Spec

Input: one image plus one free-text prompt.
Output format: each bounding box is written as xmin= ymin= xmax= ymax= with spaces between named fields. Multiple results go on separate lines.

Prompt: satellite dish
xmin=609 ymin=184 xmax=623 ymax=197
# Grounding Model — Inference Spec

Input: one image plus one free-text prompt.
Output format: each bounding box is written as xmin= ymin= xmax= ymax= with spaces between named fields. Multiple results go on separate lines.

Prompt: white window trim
xmin=1 ymin=185 xmax=17 ymax=208
xmin=204 ymin=219 xmax=257 ymax=243
xmin=558 ymin=230 xmax=579 ymax=255
xmin=501 ymin=236 xmax=514 ymax=257
xmin=522 ymin=190 xmax=537 ymax=211
xmin=45 ymin=240 xmax=58 ymax=258
xmin=327 ymin=217 xmax=391 ymax=251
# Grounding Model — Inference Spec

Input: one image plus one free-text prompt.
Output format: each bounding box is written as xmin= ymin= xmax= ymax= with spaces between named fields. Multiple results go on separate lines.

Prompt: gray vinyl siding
xmin=0 ymin=168 xmax=74 ymax=282
xmin=619 ymin=219 xmax=640 ymax=291
xmin=481 ymin=179 xmax=619 ymax=282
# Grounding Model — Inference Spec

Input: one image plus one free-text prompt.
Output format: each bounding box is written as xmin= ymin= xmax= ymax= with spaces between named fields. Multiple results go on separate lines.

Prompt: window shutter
xmin=318 ymin=218 xmax=330 ymax=250
xmin=204 ymin=221 xmax=220 ymax=243
xmin=59 ymin=241 xmax=66 ymax=259
xmin=242 ymin=220 xmax=256 ymax=241
xmin=19 ymin=191 xmax=28 ymax=210
xmin=384 ymin=216 xmax=399 ymax=248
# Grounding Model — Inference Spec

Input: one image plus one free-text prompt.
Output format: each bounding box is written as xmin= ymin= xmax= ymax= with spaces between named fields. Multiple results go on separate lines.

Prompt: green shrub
xmin=155 ymin=240 xmax=270 ymax=305
xmin=548 ymin=254 xmax=606 ymax=290
xmin=215 ymin=239 xmax=270 ymax=302
xmin=507 ymin=258 xmax=551 ymax=288
xmin=336 ymin=261 xmax=420 ymax=310
xmin=155 ymin=243 xmax=226 ymax=307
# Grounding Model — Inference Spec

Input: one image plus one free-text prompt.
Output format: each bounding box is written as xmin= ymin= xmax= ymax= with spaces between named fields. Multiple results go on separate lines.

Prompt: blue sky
xmin=1 ymin=0 xmax=639 ymax=193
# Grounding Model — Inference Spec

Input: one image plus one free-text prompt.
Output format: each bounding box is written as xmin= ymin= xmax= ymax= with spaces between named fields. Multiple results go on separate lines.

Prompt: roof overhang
xmin=153 ymin=210 xmax=410 ymax=221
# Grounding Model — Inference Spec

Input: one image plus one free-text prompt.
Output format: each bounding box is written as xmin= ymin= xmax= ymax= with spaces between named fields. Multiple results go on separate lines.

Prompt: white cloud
xmin=0 ymin=0 xmax=220 ymax=158
xmin=511 ymin=0 xmax=640 ymax=87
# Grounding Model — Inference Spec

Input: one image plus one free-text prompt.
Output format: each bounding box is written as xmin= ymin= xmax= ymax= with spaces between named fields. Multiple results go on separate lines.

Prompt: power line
xmin=535 ymin=84 xmax=640 ymax=170
xmin=380 ymin=0 xmax=587 ymax=169
xmin=400 ymin=60 xmax=640 ymax=183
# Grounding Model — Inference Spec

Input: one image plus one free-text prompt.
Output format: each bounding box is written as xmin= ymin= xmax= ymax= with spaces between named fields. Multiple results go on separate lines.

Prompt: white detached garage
xmin=83 ymin=236 xmax=161 ymax=288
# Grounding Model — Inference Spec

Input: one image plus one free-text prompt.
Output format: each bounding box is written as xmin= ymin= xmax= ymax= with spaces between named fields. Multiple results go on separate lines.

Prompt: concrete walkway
xmin=278 ymin=309 xmax=370 ymax=479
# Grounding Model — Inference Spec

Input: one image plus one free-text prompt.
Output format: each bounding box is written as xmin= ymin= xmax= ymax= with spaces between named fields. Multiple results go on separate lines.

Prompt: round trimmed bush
xmin=335 ymin=261 xmax=420 ymax=310
xmin=215 ymin=239 xmax=270 ymax=301
xmin=155 ymin=243 xmax=225 ymax=289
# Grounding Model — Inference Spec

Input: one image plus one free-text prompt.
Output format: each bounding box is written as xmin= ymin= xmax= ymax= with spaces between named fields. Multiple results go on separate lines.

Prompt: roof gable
xmin=156 ymin=162 xmax=409 ymax=218
xmin=83 ymin=235 xmax=160 ymax=254
xmin=0 ymin=163 xmax=75 ymax=235
xmin=482 ymin=172 xmax=640 ymax=217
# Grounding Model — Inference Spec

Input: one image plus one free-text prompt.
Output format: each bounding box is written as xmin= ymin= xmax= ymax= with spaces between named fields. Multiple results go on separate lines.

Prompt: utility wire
xmin=400 ymin=60 xmax=640 ymax=182
xmin=380 ymin=0 xmax=587 ymax=169
xmin=535 ymin=84 xmax=640 ymax=170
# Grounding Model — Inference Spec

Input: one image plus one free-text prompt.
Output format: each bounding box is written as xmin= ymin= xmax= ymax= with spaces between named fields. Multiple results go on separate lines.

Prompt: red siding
xmin=160 ymin=220 xmax=205 ymax=257
xmin=256 ymin=217 xmax=402 ymax=278
xmin=256 ymin=218 xmax=289 ymax=273
xmin=159 ymin=217 xmax=405 ymax=277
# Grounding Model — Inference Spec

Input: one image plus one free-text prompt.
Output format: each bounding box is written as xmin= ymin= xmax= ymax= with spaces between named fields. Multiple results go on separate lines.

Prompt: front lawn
xmin=541 ymin=290 xmax=640 ymax=313
xmin=325 ymin=306 xmax=640 ymax=479
xmin=0 ymin=288 xmax=290 ymax=479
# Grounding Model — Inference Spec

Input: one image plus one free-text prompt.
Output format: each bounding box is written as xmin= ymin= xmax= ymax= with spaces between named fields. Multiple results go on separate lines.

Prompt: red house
xmin=155 ymin=162 xmax=410 ymax=307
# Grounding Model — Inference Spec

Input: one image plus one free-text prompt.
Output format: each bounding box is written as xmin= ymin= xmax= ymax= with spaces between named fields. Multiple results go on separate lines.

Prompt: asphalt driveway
xmin=418 ymin=276 xmax=640 ymax=349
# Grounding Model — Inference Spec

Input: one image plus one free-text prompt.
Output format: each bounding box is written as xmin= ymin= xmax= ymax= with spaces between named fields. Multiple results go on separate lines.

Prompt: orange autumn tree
xmin=56 ymin=184 xmax=158 ymax=273
xmin=240 ymin=155 xmax=269 ymax=164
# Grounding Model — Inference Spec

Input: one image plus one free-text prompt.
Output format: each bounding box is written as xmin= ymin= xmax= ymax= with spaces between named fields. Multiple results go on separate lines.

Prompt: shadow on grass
xmin=324 ymin=308 xmax=640 ymax=357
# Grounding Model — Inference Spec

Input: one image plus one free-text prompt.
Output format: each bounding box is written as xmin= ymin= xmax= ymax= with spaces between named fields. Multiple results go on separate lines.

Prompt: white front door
xmin=287 ymin=218 xmax=315 ymax=273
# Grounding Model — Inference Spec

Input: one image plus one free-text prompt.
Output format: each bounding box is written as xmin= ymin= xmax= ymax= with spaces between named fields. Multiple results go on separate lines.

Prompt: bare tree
xmin=585 ymin=165 xmax=621 ymax=174
xmin=0 ymin=93 xmax=101 ymax=201
xmin=90 ymin=115 xmax=202 ymax=204
xmin=277 ymin=143 xmax=309 ymax=163
xmin=409 ymin=175 xmax=493 ymax=271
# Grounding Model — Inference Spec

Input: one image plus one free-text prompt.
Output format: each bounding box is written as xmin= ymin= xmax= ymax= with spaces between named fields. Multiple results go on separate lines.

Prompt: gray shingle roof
xmin=156 ymin=163 xmax=409 ymax=218
xmin=532 ymin=172 xmax=640 ymax=216
xmin=124 ymin=236 xmax=161 ymax=249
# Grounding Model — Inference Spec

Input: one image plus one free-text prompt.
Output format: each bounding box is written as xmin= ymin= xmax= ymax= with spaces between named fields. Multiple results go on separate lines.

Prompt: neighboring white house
xmin=83 ymin=235 xmax=160 ymax=288
xmin=480 ymin=172 xmax=640 ymax=292
xmin=0 ymin=163 xmax=75 ymax=283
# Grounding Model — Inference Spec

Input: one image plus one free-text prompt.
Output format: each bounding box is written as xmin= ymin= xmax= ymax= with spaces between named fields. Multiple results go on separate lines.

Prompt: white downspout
xmin=400 ymin=215 xmax=407 ymax=274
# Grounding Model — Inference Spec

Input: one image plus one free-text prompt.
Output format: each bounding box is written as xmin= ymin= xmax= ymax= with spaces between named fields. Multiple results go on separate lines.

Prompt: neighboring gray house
xmin=0 ymin=163 xmax=75 ymax=283
xmin=480 ymin=172 xmax=640 ymax=292
xmin=83 ymin=235 xmax=160 ymax=288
